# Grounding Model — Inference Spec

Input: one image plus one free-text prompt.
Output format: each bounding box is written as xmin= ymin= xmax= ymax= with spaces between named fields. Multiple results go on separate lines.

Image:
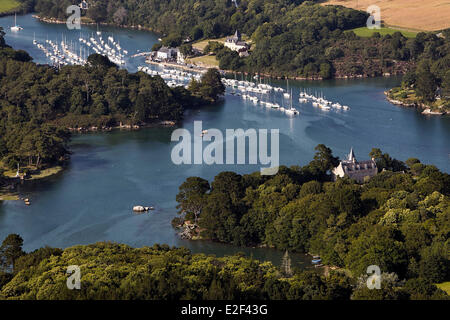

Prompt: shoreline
xmin=384 ymin=90 xmax=448 ymax=116
xmin=174 ymin=220 xmax=332 ymax=272
xmin=67 ymin=120 xmax=177 ymax=133
xmin=32 ymin=14 xmax=162 ymax=34
xmin=0 ymin=164 xmax=66 ymax=201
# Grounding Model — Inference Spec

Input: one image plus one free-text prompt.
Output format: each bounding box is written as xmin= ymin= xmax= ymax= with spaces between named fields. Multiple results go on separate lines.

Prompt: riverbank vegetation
xmin=386 ymin=29 xmax=450 ymax=114
xmin=0 ymin=236 xmax=447 ymax=300
xmin=174 ymin=145 xmax=449 ymax=294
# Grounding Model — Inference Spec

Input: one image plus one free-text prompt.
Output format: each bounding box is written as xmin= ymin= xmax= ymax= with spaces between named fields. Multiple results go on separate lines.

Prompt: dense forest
xmin=0 ymin=236 xmax=448 ymax=300
xmin=0 ymin=28 xmax=224 ymax=171
xmin=25 ymin=0 xmax=444 ymax=80
xmin=174 ymin=145 xmax=449 ymax=291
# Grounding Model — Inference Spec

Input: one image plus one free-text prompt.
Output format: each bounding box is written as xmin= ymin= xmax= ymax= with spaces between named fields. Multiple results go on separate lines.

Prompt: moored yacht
xmin=10 ymin=14 xmax=23 ymax=32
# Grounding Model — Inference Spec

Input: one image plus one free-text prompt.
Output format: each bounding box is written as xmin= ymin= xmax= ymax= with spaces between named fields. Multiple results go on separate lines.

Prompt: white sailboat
xmin=10 ymin=14 xmax=23 ymax=32
xmin=283 ymin=79 xmax=290 ymax=99
xmin=286 ymin=89 xmax=299 ymax=115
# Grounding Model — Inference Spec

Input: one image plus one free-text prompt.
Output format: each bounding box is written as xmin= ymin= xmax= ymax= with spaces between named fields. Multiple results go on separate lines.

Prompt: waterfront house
xmin=156 ymin=47 xmax=175 ymax=60
xmin=332 ymin=148 xmax=378 ymax=183
xmin=225 ymin=30 xmax=249 ymax=52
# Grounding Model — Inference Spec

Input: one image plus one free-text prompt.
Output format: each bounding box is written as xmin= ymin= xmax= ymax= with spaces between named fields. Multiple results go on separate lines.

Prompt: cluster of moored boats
xmin=222 ymin=78 xmax=287 ymax=95
xmin=222 ymin=78 xmax=299 ymax=116
xmin=33 ymin=29 xmax=130 ymax=67
xmin=33 ymin=37 xmax=87 ymax=66
xmin=138 ymin=65 xmax=204 ymax=88
xmin=221 ymin=78 xmax=352 ymax=115
xmin=299 ymin=91 xmax=350 ymax=111
xmin=78 ymin=32 xmax=127 ymax=65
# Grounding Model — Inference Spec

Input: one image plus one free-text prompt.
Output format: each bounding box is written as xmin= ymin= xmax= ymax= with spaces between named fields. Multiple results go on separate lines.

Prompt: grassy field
xmin=28 ymin=166 xmax=64 ymax=180
xmin=192 ymin=35 xmax=251 ymax=52
xmin=350 ymin=26 xmax=418 ymax=38
xmin=0 ymin=193 xmax=19 ymax=201
xmin=0 ymin=0 xmax=21 ymax=13
xmin=436 ymin=282 xmax=450 ymax=295
xmin=192 ymin=37 xmax=228 ymax=52
xmin=186 ymin=55 xmax=219 ymax=68
xmin=324 ymin=0 xmax=450 ymax=31
xmin=1 ymin=161 xmax=63 ymax=180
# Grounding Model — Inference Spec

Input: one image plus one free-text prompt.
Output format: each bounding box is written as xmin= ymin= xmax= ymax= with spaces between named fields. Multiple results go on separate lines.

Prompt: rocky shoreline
xmin=33 ymin=15 xmax=161 ymax=33
xmin=222 ymin=69 xmax=400 ymax=82
xmin=385 ymin=90 xmax=447 ymax=116
xmin=68 ymin=120 xmax=176 ymax=133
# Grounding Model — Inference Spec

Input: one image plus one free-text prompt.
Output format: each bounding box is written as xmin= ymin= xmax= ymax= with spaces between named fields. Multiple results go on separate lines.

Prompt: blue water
xmin=0 ymin=15 xmax=449 ymax=267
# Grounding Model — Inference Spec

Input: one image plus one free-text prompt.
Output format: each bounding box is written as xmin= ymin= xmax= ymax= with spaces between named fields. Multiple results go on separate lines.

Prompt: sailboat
xmin=283 ymin=79 xmax=290 ymax=99
xmin=285 ymin=89 xmax=299 ymax=115
xmin=96 ymin=24 xmax=101 ymax=36
xmin=10 ymin=14 xmax=23 ymax=32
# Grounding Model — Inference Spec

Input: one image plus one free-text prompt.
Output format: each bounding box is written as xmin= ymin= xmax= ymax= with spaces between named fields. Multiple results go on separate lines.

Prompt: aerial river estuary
xmin=0 ymin=14 xmax=449 ymax=268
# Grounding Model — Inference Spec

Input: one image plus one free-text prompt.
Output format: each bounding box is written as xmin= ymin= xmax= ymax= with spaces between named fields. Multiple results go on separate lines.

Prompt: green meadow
xmin=350 ymin=26 xmax=418 ymax=38
xmin=0 ymin=0 xmax=21 ymax=13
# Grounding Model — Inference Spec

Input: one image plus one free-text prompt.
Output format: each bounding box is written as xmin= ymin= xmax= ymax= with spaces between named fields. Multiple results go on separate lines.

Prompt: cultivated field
xmin=0 ymin=0 xmax=20 ymax=13
xmin=324 ymin=0 xmax=450 ymax=31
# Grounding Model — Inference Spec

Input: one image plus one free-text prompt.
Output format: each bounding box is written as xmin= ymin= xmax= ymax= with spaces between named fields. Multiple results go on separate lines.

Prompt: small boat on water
xmin=10 ymin=14 xmax=23 ymax=32
xmin=133 ymin=205 xmax=154 ymax=213
xmin=311 ymin=255 xmax=322 ymax=264
xmin=319 ymin=104 xmax=331 ymax=111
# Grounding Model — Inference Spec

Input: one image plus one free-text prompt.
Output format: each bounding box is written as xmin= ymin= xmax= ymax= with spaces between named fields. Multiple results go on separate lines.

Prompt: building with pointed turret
xmin=224 ymin=30 xmax=249 ymax=53
xmin=332 ymin=148 xmax=378 ymax=183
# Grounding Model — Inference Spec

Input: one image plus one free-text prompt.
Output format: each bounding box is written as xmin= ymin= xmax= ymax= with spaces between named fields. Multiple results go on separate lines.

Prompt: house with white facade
xmin=332 ymin=148 xmax=378 ymax=183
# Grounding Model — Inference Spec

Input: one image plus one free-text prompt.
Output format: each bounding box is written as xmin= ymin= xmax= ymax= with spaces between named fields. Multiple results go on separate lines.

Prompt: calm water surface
xmin=0 ymin=15 xmax=449 ymax=268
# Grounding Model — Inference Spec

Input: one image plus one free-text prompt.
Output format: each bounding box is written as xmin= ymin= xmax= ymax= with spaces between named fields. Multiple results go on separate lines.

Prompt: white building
xmin=156 ymin=47 xmax=175 ymax=60
xmin=224 ymin=30 xmax=248 ymax=52
xmin=175 ymin=49 xmax=185 ymax=64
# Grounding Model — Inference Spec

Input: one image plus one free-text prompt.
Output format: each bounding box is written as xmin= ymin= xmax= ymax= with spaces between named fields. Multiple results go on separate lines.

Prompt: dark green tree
xmin=0 ymin=234 xmax=25 ymax=273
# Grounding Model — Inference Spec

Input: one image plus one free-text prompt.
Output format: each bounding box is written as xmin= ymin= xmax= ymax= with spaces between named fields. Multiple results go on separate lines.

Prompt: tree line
xmin=0 ymin=235 xmax=447 ymax=300
xmin=174 ymin=145 xmax=449 ymax=293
